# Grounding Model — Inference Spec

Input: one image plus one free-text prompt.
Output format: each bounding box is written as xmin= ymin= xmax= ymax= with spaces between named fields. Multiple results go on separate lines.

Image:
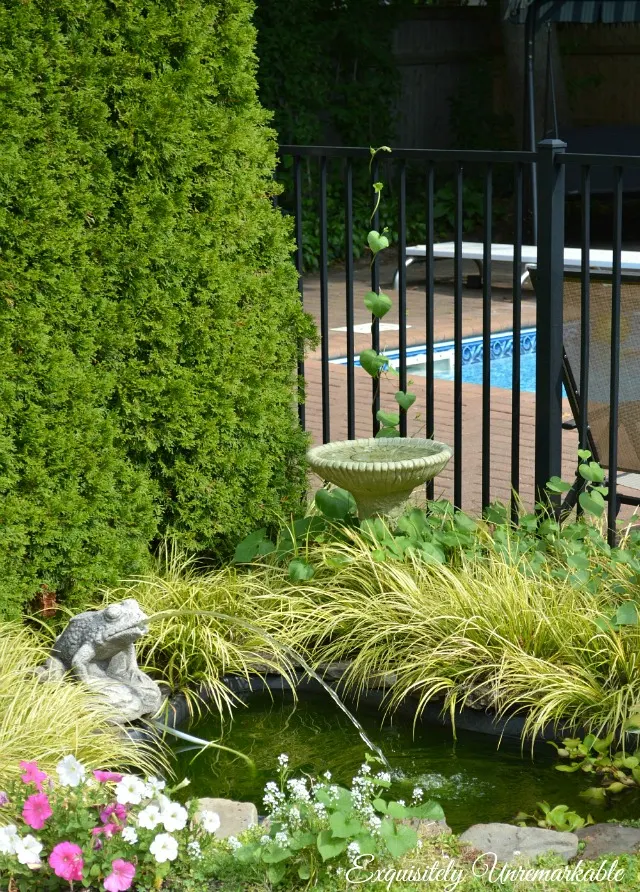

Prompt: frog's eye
xmin=105 ymin=604 xmax=122 ymax=621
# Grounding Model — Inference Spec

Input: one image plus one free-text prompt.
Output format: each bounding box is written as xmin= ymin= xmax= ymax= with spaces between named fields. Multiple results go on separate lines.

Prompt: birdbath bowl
xmin=307 ymin=437 xmax=453 ymax=519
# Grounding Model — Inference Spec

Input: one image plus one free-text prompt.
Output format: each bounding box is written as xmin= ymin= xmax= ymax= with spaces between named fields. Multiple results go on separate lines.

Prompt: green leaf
xmin=233 ymin=529 xmax=275 ymax=563
xmin=364 ymin=290 xmax=393 ymax=318
xmin=386 ymin=801 xmax=410 ymax=819
xmin=329 ymin=811 xmax=364 ymax=838
xmin=289 ymin=831 xmax=316 ymax=851
xmin=579 ymin=491 xmax=605 ymax=517
xmin=375 ymin=426 xmax=401 ymax=438
xmin=395 ymin=390 xmax=416 ymax=411
xmin=578 ymin=461 xmax=606 ymax=483
xmin=373 ymin=797 xmax=388 ymax=814
xmin=406 ymin=801 xmax=445 ymax=821
xmin=367 ymin=230 xmax=390 ymax=254
xmin=314 ymin=487 xmax=356 ymax=520
xmin=234 ymin=843 xmax=260 ymax=864
xmin=298 ymin=863 xmax=311 ymax=880
xmin=359 ymin=348 xmax=388 ymax=377
xmin=267 ymin=864 xmax=287 ymax=885
xmin=577 ymin=449 xmax=592 ymax=461
xmin=261 ymin=844 xmax=292 ymax=864
xmin=615 ymin=602 xmax=639 ymax=626
xmin=376 ymin=409 xmax=400 ymax=427
xmin=379 ymin=818 xmax=418 ymax=858
xmin=546 ymin=476 xmax=572 ymax=493
xmin=316 ymin=830 xmax=347 ymax=861
xmin=287 ymin=558 xmax=315 ymax=582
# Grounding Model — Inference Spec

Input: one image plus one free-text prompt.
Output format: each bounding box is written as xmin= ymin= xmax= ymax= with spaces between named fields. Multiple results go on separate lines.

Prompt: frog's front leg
xmin=71 ymin=643 xmax=101 ymax=684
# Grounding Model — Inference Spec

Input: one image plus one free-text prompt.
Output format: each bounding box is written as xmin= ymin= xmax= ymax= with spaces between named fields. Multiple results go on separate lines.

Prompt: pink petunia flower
xmin=49 ymin=841 xmax=83 ymax=882
xmin=103 ymin=859 xmax=136 ymax=892
xmin=100 ymin=803 xmax=127 ymax=826
xmin=22 ymin=793 xmax=52 ymax=830
xmin=19 ymin=761 xmax=48 ymax=793
xmin=93 ymin=770 xmax=124 ymax=784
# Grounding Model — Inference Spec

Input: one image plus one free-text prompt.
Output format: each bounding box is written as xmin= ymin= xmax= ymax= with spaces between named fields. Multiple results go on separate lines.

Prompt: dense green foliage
xmin=0 ymin=0 xmax=314 ymax=619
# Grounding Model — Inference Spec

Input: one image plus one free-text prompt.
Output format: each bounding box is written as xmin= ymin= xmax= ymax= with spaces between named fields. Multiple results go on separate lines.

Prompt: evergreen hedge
xmin=0 ymin=0 xmax=314 ymax=620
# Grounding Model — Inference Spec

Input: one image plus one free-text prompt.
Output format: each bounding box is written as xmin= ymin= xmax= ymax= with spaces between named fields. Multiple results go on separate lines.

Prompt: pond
xmin=170 ymin=690 xmax=640 ymax=833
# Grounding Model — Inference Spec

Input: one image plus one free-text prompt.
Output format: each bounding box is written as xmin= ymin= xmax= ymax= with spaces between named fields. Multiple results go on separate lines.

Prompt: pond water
xmin=170 ymin=691 xmax=640 ymax=833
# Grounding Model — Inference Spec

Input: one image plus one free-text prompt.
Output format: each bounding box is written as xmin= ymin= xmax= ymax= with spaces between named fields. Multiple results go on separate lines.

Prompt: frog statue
xmin=42 ymin=599 xmax=164 ymax=725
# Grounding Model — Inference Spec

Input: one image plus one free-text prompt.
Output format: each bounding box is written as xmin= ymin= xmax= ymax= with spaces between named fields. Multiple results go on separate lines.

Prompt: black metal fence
xmin=278 ymin=141 xmax=640 ymax=544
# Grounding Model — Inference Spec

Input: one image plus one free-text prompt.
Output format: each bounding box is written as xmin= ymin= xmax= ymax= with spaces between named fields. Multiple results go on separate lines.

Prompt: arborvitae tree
xmin=0 ymin=0 xmax=314 ymax=619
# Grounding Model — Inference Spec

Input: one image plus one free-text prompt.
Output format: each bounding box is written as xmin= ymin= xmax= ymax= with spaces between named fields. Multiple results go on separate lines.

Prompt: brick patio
xmin=300 ymin=256 xmax=638 ymax=519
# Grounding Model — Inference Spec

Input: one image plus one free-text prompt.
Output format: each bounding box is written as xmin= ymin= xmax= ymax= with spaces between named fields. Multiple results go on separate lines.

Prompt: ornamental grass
xmin=0 ymin=623 xmax=164 ymax=788
xmin=105 ymin=547 xmax=296 ymax=718
xmin=256 ymin=529 xmax=640 ymax=742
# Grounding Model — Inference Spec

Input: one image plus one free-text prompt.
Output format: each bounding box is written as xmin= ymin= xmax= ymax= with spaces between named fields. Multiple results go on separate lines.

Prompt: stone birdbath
xmin=307 ymin=437 xmax=453 ymax=519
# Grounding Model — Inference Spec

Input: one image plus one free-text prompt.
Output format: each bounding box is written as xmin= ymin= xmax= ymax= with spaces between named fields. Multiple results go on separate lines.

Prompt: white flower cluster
xmin=0 ymin=826 xmax=42 ymax=866
xmin=347 ymin=840 xmax=361 ymax=864
xmin=286 ymin=777 xmax=310 ymax=803
xmin=277 ymin=753 xmax=289 ymax=768
xmin=263 ymin=781 xmax=285 ymax=814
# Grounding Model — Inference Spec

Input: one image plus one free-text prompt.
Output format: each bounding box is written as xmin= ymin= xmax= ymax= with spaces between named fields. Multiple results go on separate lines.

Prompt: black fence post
xmin=534 ymin=138 xmax=566 ymax=505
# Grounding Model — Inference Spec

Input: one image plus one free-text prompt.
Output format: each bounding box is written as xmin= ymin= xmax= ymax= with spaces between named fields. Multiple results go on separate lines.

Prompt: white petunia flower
xmin=199 ymin=810 xmax=221 ymax=834
xmin=149 ymin=832 xmax=179 ymax=863
xmin=144 ymin=776 xmax=166 ymax=797
xmin=56 ymin=755 xmax=86 ymax=788
xmin=0 ymin=824 xmax=20 ymax=855
xmin=15 ymin=834 xmax=42 ymax=866
xmin=115 ymin=775 xmax=146 ymax=806
xmin=121 ymin=826 xmax=138 ymax=844
xmin=137 ymin=805 xmax=162 ymax=830
xmin=187 ymin=840 xmax=202 ymax=860
xmin=161 ymin=801 xmax=188 ymax=833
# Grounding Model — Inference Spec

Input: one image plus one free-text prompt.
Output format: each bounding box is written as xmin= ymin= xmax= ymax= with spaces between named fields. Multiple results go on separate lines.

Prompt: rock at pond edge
xmin=459 ymin=823 xmax=578 ymax=863
xmin=194 ymin=798 xmax=258 ymax=839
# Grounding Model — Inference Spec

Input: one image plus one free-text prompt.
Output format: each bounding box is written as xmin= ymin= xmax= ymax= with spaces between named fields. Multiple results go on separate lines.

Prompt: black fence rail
xmin=278 ymin=141 xmax=640 ymax=544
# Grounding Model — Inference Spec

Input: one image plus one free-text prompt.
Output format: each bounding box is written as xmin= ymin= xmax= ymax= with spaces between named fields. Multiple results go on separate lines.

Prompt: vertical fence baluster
xmin=608 ymin=166 xmax=623 ymax=546
xmin=398 ymin=159 xmax=408 ymax=436
xmin=511 ymin=164 xmax=523 ymax=522
xmin=426 ymin=162 xmax=436 ymax=500
xmin=482 ymin=164 xmax=493 ymax=511
xmin=535 ymin=139 xmax=566 ymax=505
xmin=345 ymin=159 xmax=355 ymax=440
xmin=371 ymin=155 xmax=380 ymax=436
xmin=319 ymin=155 xmax=330 ymax=443
xmin=577 ymin=165 xmax=591 ymax=518
xmin=293 ymin=155 xmax=306 ymax=430
xmin=454 ymin=163 xmax=463 ymax=509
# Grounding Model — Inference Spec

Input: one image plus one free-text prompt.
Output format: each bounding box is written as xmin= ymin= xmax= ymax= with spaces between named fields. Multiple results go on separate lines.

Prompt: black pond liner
xmin=157 ymin=671 xmax=581 ymax=745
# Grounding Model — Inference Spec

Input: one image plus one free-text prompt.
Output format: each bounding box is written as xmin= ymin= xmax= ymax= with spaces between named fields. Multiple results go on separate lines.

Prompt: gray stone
xmin=40 ymin=599 xmax=164 ymax=724
xmin=575 ymin=823 xmax=640 ymax=860
xmin=194 ymin=798 xmax=258 ymax=839
xmin=459 ymin=823 xmax=579 ymax=863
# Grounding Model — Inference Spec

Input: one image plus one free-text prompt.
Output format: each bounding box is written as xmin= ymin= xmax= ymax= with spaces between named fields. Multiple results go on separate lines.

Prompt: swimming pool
xmin=333 ymin=329 xmax=541 ymax=393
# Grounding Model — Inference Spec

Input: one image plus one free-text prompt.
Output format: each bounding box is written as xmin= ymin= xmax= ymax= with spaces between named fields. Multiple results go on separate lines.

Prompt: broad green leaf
xmin=578 ymin=461 xmax=605 ymax=483
xmin=379 ymin=818 xmax=418 ymax=858
xmin=615 ymin=602 xmax=639 ymax=626
xmin=386 ymin=801 xmax=410 ymax=819
xmin=314 ymin=487 xmax=356 ymax=520
xmin=354 ymin=833 xmax=378 ymax=855
xmin=375 ymin=426 xmax=401 ymax=438
xmin=329 ymin=811 xmax=364 ymax=838
xmin=373 ymin=797 xmax=388 ymax=813
xmin=577 ymin=449 xmax=592 ymax=461
xmin=579 ymin=491 xmax=605 ymax=517
xmin=395 ymin=390 xmax=416 ymax=411
xmin=359 ymin=348 xmax=388 ymax=377
xmin=267 ymin=864 xmax=287 ymax=885
xmin=316 ymin=830 xmax=347 ymax=861
xmin=298 ymin=863 xmax=311 ymax=880
xmin=579 ymin=787 xmax=607 ymax=802
xmin=287 ymin=558 xmax=315 ymax=582
xmin=376 ymin=409 xmax=400 ymax=427
xmin=290 ymin=831 xmax=316 ymax=851
xmin=364 ymin=290 xmax=393 ymax=318
xmin=367 ymin=230 xmax=390 ymax=254
xmin=546 ymin=476 xmax=572 ymax=493
xmin=234 ymin=843 xmax=260 ymax=864
xmin=233 ymin=529 xmax=275 ymax=564
xmin=406 ymin=800 xmax=446 ymax=821
xmin=261 ymin=844 xmax=292 ymax=864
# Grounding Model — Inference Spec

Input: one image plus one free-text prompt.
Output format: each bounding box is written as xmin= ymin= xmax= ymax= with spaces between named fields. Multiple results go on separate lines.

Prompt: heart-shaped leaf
xmin=395 ymin=390 xmax=416 ymax=411
xmin=288 ymin=558 xmax=315 ymax=582
xmin=367 ymin=230 xmax=390 ymax=254
xmin=579 ymin=491 xmax=605 ymax=517
xmin=406 ymin=800 xmax=446 ymax=821
xmin=546 ymin=476 xmax=572 ymax=493
xmin=376 ymin=409 xmax=400 ymax=427
xmin=359 ymin=348 xmax=388 ymax=377
xmin=329 ymin=811 xmax=364 ymax=838
xmin=375 ymin=426 xmax=401 ymax=438
xmin=379 ymin=818 xmax=418 ymax=858
xmin=233 ymin=529 xmax=275 ymax=564
xmin=364 ymin=290 xmax=392 ymax=319
xmin=314 ymin=487 xmax=356 ymax=520
xmin=266 ymin=864 xmax=287 ymax=885
xmin=615 ymin=602 xmax=639 ymax=626
xmin=316 ymin=830 xmax=347 ymax=861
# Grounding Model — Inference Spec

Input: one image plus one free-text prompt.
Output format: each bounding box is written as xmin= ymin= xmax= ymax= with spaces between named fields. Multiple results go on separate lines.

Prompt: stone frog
xmin=43 ymin=598 xmax=164 ymax=724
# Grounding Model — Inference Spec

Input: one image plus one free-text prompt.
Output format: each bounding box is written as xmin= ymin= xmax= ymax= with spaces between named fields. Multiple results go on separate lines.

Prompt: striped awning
xmin=505 ymin=0 xmax=640 ymax=24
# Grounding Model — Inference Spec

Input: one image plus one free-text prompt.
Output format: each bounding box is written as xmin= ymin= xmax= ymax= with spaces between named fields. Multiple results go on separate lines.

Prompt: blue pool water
xmin=333 ymin=329 xmax=565 ymax=395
